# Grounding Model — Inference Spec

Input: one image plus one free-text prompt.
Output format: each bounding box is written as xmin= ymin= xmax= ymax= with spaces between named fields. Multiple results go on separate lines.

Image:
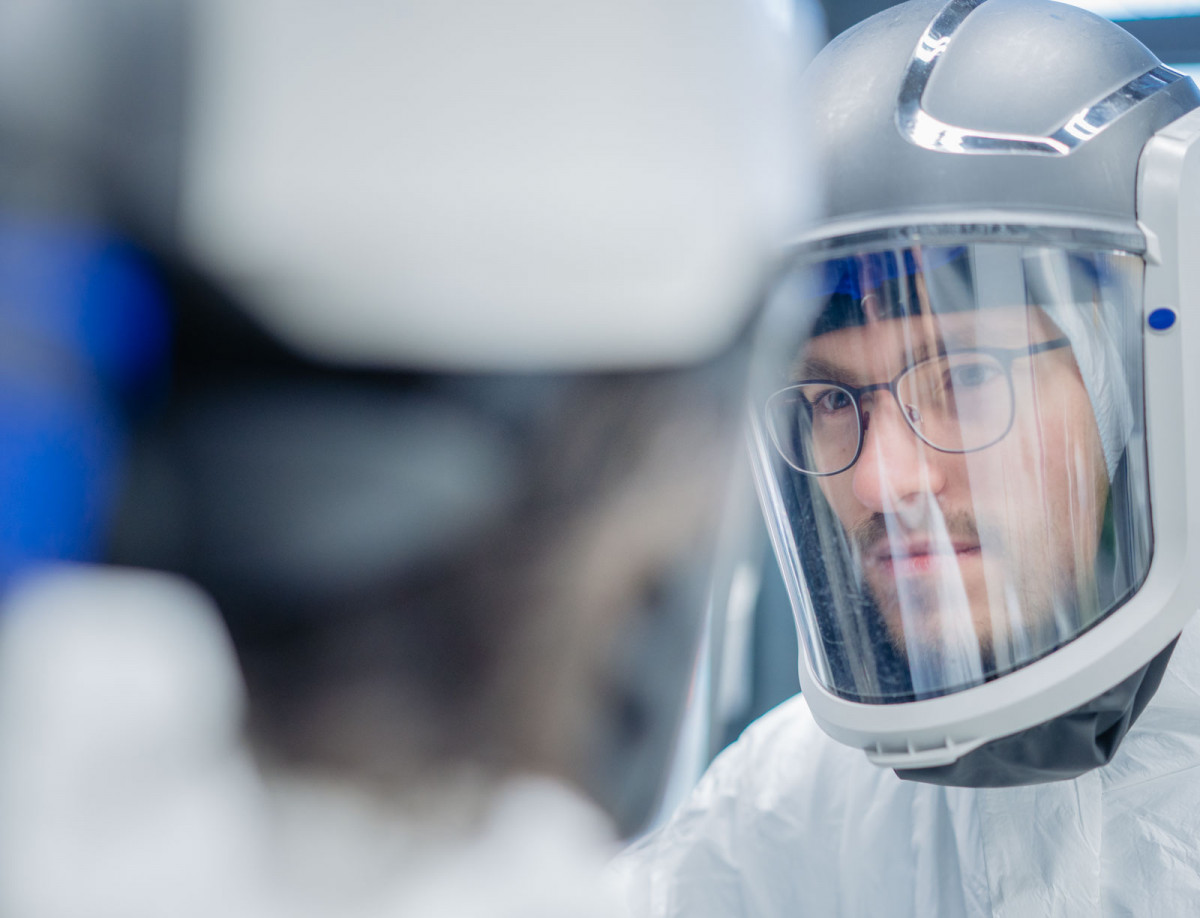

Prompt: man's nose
xmin=850 ymin=396 xmax=945 ymax=513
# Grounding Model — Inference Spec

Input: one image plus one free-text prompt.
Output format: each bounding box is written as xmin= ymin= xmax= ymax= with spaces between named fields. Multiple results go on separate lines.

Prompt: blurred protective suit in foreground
xmin=0 ymin=1 xmax=822 ymax=915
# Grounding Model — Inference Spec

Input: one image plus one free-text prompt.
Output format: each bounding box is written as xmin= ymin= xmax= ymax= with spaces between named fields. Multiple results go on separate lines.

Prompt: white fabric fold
xmin=611 ymin=615 xmax=1200 ymax=917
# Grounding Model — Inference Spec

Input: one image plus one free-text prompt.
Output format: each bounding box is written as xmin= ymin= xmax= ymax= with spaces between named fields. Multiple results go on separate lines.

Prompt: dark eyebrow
xmin=791 ymin=335 xmax=954 ymax=384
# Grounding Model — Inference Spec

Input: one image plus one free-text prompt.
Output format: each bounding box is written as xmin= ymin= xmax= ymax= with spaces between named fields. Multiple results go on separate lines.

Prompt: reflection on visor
xmin=814 ymin=246 xmax=965 ymax=297
xmin=753 ymin=242 xmax=1152 ymax=702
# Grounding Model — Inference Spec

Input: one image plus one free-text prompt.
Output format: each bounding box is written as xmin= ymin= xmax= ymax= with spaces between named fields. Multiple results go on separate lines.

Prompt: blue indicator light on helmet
xmin=1148 ymin=307 xmax=1177 ymax=331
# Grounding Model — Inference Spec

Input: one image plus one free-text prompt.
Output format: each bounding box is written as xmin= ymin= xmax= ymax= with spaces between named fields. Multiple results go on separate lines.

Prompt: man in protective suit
xmin=615 ymin=0 xmax=1200 ymax=914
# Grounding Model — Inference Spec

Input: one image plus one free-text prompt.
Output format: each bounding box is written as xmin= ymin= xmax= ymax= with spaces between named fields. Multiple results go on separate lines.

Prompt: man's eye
xmin=947 ymin=359 xmax=1001 ymax=389
xmin=811 ymin=388 xmax=853 ymax=414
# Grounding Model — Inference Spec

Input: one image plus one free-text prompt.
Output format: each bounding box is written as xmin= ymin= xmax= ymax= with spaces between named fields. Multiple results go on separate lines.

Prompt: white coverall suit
xmin=612 ymin=616 xmax=1200 ymax=917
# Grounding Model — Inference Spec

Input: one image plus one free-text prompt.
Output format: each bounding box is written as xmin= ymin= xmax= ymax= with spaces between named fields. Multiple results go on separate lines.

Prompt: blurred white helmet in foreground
xmin=180 ymin=0 xmax=820 ymax=371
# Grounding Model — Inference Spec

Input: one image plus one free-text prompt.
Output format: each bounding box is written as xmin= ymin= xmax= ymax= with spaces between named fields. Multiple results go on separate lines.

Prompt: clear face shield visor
xmin=749 ymin=241 xmax=1152 ymax=703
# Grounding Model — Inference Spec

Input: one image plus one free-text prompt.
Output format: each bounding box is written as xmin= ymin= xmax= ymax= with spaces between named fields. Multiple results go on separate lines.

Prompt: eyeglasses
xmin=764 ymin=337 xmax=1071 ymax=476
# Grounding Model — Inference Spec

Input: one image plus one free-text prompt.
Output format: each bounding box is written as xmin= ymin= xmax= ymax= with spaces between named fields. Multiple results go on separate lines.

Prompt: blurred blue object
xmin=0 ymin=216 xmax=169 ymax=592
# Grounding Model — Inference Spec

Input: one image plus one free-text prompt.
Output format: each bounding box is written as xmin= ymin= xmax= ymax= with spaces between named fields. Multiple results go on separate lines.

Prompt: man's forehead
xmin=795 ymin=307 xmax=1040 ymax=379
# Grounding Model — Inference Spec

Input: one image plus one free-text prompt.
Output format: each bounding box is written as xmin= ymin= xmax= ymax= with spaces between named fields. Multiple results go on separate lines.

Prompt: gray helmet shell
xmin=805 ymin=0 xmax=1200 ymax=238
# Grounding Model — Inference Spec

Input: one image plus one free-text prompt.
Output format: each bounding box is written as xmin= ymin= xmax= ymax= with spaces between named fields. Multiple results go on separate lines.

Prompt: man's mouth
xmin=869 ymin=539 xmax=982 ymax=577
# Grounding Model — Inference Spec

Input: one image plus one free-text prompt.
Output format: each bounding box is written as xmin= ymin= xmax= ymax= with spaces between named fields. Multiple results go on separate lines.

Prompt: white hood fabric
xmin=611 ymin=614 xmax=1200 ymax=917
xmin=1021 ymin=246 xmax=1138 ymax=484
xmin=0 ymin=567 xmax=625 ymax=918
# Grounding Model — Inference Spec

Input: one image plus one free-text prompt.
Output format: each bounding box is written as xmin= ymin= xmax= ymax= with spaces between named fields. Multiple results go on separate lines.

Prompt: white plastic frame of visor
xmin=749 ymin=109 xmax=1200 ymax=769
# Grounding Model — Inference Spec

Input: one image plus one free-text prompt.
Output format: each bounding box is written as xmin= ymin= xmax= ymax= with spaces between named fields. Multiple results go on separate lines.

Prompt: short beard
xmin=848 ymin=508 xmax=986 ymax=652
xmin=847 ymin=507 xmax=1078 ymax=679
